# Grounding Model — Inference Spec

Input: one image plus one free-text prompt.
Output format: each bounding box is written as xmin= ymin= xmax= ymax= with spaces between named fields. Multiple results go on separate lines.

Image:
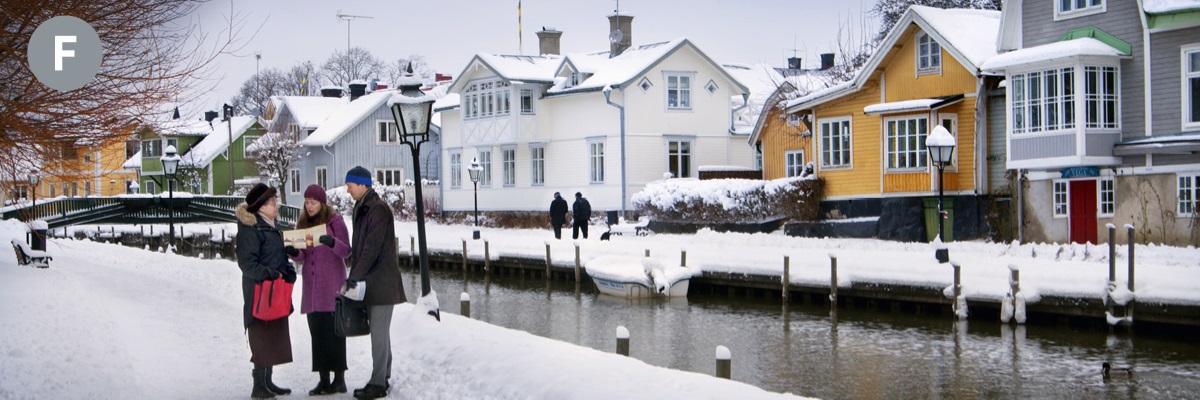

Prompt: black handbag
xmin=334 ymin=296 xmax=370 ymax=337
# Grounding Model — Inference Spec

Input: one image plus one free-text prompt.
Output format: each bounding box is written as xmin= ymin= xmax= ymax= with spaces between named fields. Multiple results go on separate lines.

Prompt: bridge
xmin=2 ymin=195 xmax=301 ymax=230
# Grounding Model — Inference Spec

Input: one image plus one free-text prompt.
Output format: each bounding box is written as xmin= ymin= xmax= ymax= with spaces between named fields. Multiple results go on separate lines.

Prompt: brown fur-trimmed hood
xmin=235 ymin=203 xmax=258 ymax=226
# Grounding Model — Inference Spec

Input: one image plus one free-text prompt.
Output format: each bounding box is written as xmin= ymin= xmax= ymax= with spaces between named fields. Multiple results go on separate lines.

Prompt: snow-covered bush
xmin=632 ymin=176 xmax=823 ymax=223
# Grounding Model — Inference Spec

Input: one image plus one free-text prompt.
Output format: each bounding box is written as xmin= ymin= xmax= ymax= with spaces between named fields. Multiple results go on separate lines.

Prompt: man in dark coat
xmin=572 ymin=192 xmax=591 ymax=239
xmin=549 ymin=192 xmax=568 ymax=239
xmin=344 ymin=166 xmax=405 ymax=400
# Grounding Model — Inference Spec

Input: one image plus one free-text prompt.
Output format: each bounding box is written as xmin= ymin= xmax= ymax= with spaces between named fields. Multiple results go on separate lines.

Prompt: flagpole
xmin=518 ymin=0 xmax=523 ymax=55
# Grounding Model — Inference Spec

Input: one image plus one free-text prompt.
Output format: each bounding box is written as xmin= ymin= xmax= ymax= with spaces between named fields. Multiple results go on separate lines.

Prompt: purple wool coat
xmin=289 ymin=213 xmax=351 ymax=313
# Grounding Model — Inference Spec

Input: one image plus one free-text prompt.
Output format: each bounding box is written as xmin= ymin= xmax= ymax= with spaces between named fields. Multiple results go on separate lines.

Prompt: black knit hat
xmin=245 ymin=183 xmax=276 ymax=213
xmin=346 ymin=166 xmax=372 ymax=186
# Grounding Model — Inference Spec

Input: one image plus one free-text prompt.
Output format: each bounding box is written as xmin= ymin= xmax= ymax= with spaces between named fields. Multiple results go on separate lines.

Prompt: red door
xmin=1069 ymin=180 xmax=1098 ymax=244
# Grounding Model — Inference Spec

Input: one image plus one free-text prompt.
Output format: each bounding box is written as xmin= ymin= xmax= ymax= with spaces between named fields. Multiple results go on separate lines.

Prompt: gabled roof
xmin=980 ymin=37 xmax=1128 ymax=72
xmin=786 ymin=6 xmax=1001 ymax=113
xmin=155 ymin=118 xmax=213 ymax=137
xmin=274 ymin=96 xmax=345 ymax=129
xmin=301 ymin=90 xmax=396 ymax=147
xmin=723 ymin=63 xmax=785 ymax=135
xmin=546 ymin=38 xmax=750 ymax=97
xmin=448 ymin=54 xmax=562 ymax=92
xmin=181 ymin=116 xmax=257 ymax=168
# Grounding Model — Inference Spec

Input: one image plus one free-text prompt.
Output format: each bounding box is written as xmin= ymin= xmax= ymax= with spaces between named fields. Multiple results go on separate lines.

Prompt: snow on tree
xmin=870 ymin=0 xmax=1001 ymax=41
xmin=246 ymin=132 xmax=309 ymax=205
xmin=319 ymin=47 xmax=384 ymax=87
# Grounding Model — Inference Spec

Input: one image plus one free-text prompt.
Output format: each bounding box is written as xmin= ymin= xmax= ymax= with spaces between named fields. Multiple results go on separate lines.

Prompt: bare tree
xmin=230 ymin=68 xmax=286 ymax=117
xmin=246 ymin=131 xmax=308 ymax=205
xmin=385 ymin=55 xmax=435 ymax=86
xmin=1 ymin=0 xmax=252 ymax=179
xmin=870 ymin=0 xmax=1001 ymax=41
xmin=284 ymin=61 xmax=317 ymax=96
xmin=318 ymin=47 xmax=383 ymax=87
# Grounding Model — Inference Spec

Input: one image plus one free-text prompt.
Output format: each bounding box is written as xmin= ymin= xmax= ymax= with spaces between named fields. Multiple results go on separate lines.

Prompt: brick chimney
xmin=536 ymin=27 xmax=562 ymax=55
xmin=348 ymin=80 xmax=367 ymax=101
xmin=820 ymin=53 xmax=835 ymax=70
xmin=607 ymin=14 xmax=633 ymax=57
xmin=787 ymin=57 xmax=802 ymax=70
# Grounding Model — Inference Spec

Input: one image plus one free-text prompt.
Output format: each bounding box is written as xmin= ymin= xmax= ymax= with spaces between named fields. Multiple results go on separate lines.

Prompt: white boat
xmin=585 ymin=255 xmax=694 ymax=299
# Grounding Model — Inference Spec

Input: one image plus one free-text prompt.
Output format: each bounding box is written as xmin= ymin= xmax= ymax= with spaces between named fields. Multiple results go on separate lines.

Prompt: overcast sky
xmin=187 ymin=0 xmax=877 ymax=117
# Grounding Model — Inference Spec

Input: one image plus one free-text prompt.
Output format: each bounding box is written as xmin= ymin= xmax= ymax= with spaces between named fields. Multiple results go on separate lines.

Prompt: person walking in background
xmin=343 ymin=166 xmax=406 ymax=400
xmin=235 ymin=183 xmax=297 ymax=399
xmin=285 ymin=184 xmax=351 ymax=396
xmin=572 ymin=192 xmax=592 ymax=240
xmin=549 ymin=192 xmax=568 ymax=239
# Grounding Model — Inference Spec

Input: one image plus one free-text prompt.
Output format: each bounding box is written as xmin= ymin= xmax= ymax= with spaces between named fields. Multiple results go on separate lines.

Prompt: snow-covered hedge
xmin=632 ymin=175 xmax=823 ymax=223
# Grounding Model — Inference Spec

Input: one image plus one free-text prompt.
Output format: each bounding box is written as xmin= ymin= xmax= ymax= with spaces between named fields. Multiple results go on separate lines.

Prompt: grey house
xmin=983 ymin=0 xmax=1200 ymax=246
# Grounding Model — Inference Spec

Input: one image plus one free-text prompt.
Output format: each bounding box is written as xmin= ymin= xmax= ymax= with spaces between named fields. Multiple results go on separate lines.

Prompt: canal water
xmin=411 ymin=268 xmax=1200 ymax=399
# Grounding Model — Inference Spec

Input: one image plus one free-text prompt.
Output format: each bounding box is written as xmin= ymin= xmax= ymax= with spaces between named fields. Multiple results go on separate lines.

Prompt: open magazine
xmin=282 ymin=225 xmax=327 ymax=249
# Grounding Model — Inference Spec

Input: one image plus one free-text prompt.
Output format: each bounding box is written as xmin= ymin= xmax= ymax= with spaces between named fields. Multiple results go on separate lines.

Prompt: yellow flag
xmin=518 ymin=1 xmax=523 ymax=54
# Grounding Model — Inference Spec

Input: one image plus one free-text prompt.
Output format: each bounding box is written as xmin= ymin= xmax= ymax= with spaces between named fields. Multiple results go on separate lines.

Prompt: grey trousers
xmin=367 ymin=304 xmax=395 ymax=386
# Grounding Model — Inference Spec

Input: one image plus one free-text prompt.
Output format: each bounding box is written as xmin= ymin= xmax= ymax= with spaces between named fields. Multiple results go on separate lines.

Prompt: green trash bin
xmin=923 ymin=197 xmax=954 ymax=242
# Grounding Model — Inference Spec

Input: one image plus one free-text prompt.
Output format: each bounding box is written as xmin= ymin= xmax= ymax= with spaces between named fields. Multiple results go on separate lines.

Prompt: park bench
xmin=10 ymin=239 xmax=51 ymax=268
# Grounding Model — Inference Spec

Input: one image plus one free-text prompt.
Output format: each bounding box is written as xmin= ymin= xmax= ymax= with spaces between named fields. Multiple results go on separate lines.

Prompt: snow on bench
xmin=10 ymin=239 xmax=51 ymax=268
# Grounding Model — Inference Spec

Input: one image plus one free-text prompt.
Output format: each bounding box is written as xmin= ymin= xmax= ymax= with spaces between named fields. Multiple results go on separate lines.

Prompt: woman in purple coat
xmin=285 ymin=185 xmax=351 ymax=395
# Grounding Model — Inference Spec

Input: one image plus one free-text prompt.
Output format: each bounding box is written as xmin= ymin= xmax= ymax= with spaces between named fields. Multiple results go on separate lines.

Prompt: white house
xmin=437 ymin=15 xmax=755 ymax=216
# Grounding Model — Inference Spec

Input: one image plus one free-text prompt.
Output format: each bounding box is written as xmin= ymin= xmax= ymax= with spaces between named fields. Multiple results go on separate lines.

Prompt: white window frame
xmin=1183 ymin=44 xmax=1200 ymax=131
xmin=820 ymin=116 xmax=852 ymax=169
xmin=916 ymin=33 xmax=941 ymax=75
xmin=449 ymin=150 xmax=462 ymax=189
xmin=664 ymin=71 xmax=694 ymax=111
xmin=937 ymin=113 xmax=959 ymax=170
xmin=1053 ymin=180 xmax=1069 ymax=218
xmin=1083 ymin=66 xmax=1119 ymax=130
xmin=242 ymin=135 xmax=259 ymax=157
xmin=289 ymin=169 xmax=301 ymax=194
xmin=315 ymin=166 xmax=327 ymax=189
xmin=885 ymin=116 xmax=929 ymax=172
xmin=1055 ymin=0 xmax=1106 ymax=21
xmin=144 ymin=180 xmax=157 ymax=195
xmin=787 ymin=114 xmax=800 ymax=127
xmin=142 ymin=139 xmax=162 ymax=158
xmin=520 ymin=89 xmax=536 ymax=115
xmin=530 ymin=144 xmax=545 ymax=186
xmin=785 ymin=150 xmax=805 ymax=178
xmin=638 ymin=77 xmax=653 ymax=92
xmin=667 ymin=139 xmax=693 ymax=179
xmin=1009 ymin=63 xmax=1119 ymax=135
xmin=375 ymin=168 xmax=404 ymax=187
xmin=1179 ymin=173 xmax=1200 ymax=217
xmin=1098 ymin=177 xmax=1115 ymax=217
xmin=477 ymin=149 xmax=492 ymax=188
xmin=588 ymin=139 xmax=605 ymax=184
xmin=705 ymin=79 xmax=719 ymax=95
xmin=377 ymin=120 xmax=399 ymax=144
xmin=501 ymin=147 xmax=516 ymax=187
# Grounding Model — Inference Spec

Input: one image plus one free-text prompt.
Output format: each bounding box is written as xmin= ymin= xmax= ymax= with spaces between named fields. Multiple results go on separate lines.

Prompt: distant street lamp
xmin=223 ymin=103 xmax=234 ymax=194
xmin=388 ymin=62 xmax=440 ymax=320
xmin=27 ymin=169 xmax=39 ymax=222
xmin=161 ymin=145 xmax=181 ymax=251
xmin=926 ymin=125 xmax=956 ymax=263
xmin=467 ymin=157 xmax=483 ymax=240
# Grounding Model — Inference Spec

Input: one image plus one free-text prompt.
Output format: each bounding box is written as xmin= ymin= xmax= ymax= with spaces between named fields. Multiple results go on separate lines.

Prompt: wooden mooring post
xmin=574 ymin=243 xmax=581 ymax=284
xmin=829 ymin=254 xmax=838 ymax=306
xmin=462 ymin=239 xmax=468 ymax=272
xmin=681 ymin=249 xmax=687 ymax=268
xmin=616 ymin=326 xmax=630 ymax=356
xmin=544 ymin=242 xmax=551 ymax=279
xmin=485 ymin=240 xmax=491 ymax=272
xmin=645 ymin=248 xmax=650 ymax=258
xmin=410 ymin=235 xmax=416 ymax=264
xmin=952 ymin=262 xmax=966 ymax=320
xmin=782 ymin=256 xmax=790 ymax=301
xmin=1126 ymin=224 xmax=1136 ymax=293
xmin=460 ymin=292 xmax=471 ymax=319
xmin=715 ymin=346 xmax=731 ymax=379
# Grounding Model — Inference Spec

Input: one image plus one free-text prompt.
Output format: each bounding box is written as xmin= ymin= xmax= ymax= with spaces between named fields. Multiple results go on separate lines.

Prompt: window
xmin=478 ymin=149 xmax=492 ymax=187
xmin=668 ymin=140 xmax=692 ymax=178
xmin=1011 ymin=67 xmax=1076 ymax=134
xmin=124 ymin=180 xmax=133 ymax=195
xmin=1099 ymin=177 xmax=1115 ymax=217
xmin=167 ymin=138 xmax=177 ymax=150
xmin=449 ymin=151 xmax=462 ymax=189
xmin=820 ymin=117 xmax=852 ymax=168
xmin=938 ymin=113 xmax=959 ymax=169
xmin=289 ymin=169 xmax=301 ymax=194
xmin=589 ymin=140 xmax=605 ymax=184
xmin=886 ymin=117 xmax=929 ymax=171
xmin=375 ymin=168 xmax=404 ymax=186
xmin=1084 ymin=66 xmax=1118 ymax=129
xmin=1184 ymin=46 xmax=1200 ymax=129
xmin=530 ymin=145 xmax=545 ymax=186
xmin=84 ymin=181 xmax=91 ymax=197
xmin=144 ymin=180 xmax=157 ymax=195
xmin=502 ymin=148 xmax=516 ymax=187
xmin=755 ymin=148 xmax=763 ymax=171
xmin=142 ymin=139 xmax=162 ymax=158
xmin=705 ymin=79 xmax=719 ymax=94
xmin=785 ymin=151 xmax=805 ymax=177
xmin=242 ymin=136 xmax=259 ymax=157
xmin=71 ymin=182 xmax=78 ymax=197
xmin=464 ymin=79 xmax=512 ymax=119
xmin=1053 ymin=181 xmax=1069 ymax=218
xmin=498 ymin=83 xmax=511 ymax=115
xmin=521 ymin=89 xmax=535 ymax=114
xmin=1179 ymin=174 xmax=1199 ymax=216
xmin=377 ymin=121 xmax=399 ymax=143
xmin=49 ymin=183 xmax=56 ymax=197
xmin=639 ymin=77 xmax=653 ymax=92
xmin=666 ymin=73 xmax=692 ymax=110
xmin=315 ymin=167 xmax=327 ymax=189
xmin=1057 ymin=0 xmax=1105 ymax=18
xmin=917 ymin=33 xmax=941 ymax=74
xmin=787 ymin=114 xmax=800 ymax=127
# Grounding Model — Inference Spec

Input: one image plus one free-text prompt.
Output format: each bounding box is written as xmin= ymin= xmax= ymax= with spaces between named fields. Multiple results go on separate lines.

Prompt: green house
xmin=138 ymin=116 xmax=264 ymax=195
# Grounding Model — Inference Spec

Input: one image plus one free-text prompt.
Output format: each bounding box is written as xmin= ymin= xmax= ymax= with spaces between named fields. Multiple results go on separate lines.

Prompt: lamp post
xmin=388 ymin=63 xmax=440 ymax=320
xmin=467 ymin=158 xmax=482 ymax=240
xmin=223 ymin=103 xmax=234 ymax=194
xmin=926 ymin=125 xmax=956 ymax=263
xmin=27 ymin=169 xmax=39 ymax=222
xmin=161 ymin=145 xmax=181 ymax=252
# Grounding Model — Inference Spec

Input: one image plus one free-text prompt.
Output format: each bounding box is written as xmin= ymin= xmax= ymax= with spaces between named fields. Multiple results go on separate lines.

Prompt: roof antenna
xmin=336 ymin=10 xmax=374 ymax=52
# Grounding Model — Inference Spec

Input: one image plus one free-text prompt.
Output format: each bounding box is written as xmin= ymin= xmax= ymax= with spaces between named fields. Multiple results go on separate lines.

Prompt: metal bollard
xmin=460 ymin=292 xmax=471 ymax=319
xmin=715 ymin=346 xmax=731 ymax=379
xmin=616 ymin=326 xmax=630 ymax=356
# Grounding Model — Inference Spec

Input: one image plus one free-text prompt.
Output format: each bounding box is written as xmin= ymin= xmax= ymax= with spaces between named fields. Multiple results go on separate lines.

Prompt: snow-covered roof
xmin=980 ymin=37 xmax=1128 ymax=72
xmin=154 ymin=118 xmax=213 ymax=137
xmin=277 ymin=96 xmax=345 ymax=129
xmin=1113 ymin=132 xmax=1200 ymax=155
xmin=433 ymin=93 xmax=461 ymax=112
xmin=863 ymin=95 xmax=963 ymax=115
xmin=301 ymin=90 xmax=395 ymax=147
xmin=545 ymin=39 xmax=750 ymax=97
xmin=122 ymin=150 xmax=142 ymax=169
xmin=723 ymin=63 xmax=785 ymax=135
xmin=180 ymin=116 xmax=257 ymax=168
xmin=785 ymin=81 xmax=853 ymax=112
xmin=448 ymin=54 xmax=562 ymax=93
xmin=1144 ymin=0 xmax=1200 ymax=13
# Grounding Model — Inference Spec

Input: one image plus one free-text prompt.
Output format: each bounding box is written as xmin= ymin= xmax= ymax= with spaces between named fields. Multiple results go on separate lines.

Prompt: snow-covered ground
xmin=0 ymin=219 xmax=803 ymax=399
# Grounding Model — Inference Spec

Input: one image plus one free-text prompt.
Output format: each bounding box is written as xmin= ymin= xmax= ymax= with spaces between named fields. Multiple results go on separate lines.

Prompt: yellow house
xmin=38 ymin=123 xmax=140 ymax=198
xmin=782 ymin=6 xmax=1005 ymax=242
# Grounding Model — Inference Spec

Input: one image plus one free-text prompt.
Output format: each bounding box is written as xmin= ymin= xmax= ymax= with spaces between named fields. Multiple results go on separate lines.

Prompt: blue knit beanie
xmin=346 ymin=166 xmax=372 ymax=186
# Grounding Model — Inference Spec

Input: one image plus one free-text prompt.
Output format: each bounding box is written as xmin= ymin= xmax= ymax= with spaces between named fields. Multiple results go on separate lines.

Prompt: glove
xmin=284 ymin=245 xmax=298 ymax=257
xmin=344 ymin=279 xmax=358 ymax=289
xmin=319 ymin=235 xmax=335 ymax=248
xmin=282 ymin=268 xmax=297 ymax=284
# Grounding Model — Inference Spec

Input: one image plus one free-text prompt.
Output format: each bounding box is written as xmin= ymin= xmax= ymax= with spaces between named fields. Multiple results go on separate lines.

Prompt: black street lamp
xmin=27 ymin=169 xmax=39 ymax=222
xmin=388 ymin=63 xmax=440 ymax=320
xmin=468 ymin=157 xmax=482 ymax=240
xmin=161 ymin=145 xmax=181 ymax=252
xmin=926 ymin=125 xmax=956 ymax=264
xmin=223 ymin=103 xmax=234 ymax=194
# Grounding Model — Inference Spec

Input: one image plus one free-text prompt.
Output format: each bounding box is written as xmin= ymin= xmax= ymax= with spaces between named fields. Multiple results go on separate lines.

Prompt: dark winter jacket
xmin=348 ymin=189 xmax=406 ymax=306
xmin=236 ymin=203 xmax=297 ymax=328
xmin=572 ymin=197 xmax=591 ymax=226
xmin=289 ymin=213 xmax=351 ymax=314
xmin=550 ymin=197 xmax=568 ymax=226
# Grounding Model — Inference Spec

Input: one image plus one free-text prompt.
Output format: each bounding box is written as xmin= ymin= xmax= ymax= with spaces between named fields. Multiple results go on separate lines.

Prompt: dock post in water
xmin=782 ymin=256 xmax=790 ymax=301
xmin=545 ymin=242 xmax=551 ymax=279
xmin=485 ymin=240 xmax=491 ymax=272
xmin=681 ymin=249 xmax=687 ymax=268
xmin=952 ymin=262 xmax=966 ymax=320
xmin=462 ymin=239 xmax=468 ymax=272
xmin=410 ymin=235 xmax=416 ymax=265
xmin=715 ymin=346 xmax=731 ymax=379
xmin=829 ymin=254 xmax=838 ymax=307
xmin=574 ymin=243 xmax=581 ymax=284
xmin=616 ymin=326 xmax=630 ymax=356
xmin=1126 ymin=223 xmax=1136 ymax=324
xmin=460 ymin=292 xmax=471 ymax=319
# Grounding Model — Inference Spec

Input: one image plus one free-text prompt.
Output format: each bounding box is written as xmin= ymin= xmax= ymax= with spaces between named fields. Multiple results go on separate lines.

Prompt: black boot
xmin=264 ymin=367 xmax=291 ymax=396
xmin=353 ymin=383 xmax=388 ymax=400
xmin=309 ymin=371 xmax=332 ymax=396
xmin=329 ymin=371 xmax=347 ymax=393
xmin=251 ymin=368 xmax=276 ymax=399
